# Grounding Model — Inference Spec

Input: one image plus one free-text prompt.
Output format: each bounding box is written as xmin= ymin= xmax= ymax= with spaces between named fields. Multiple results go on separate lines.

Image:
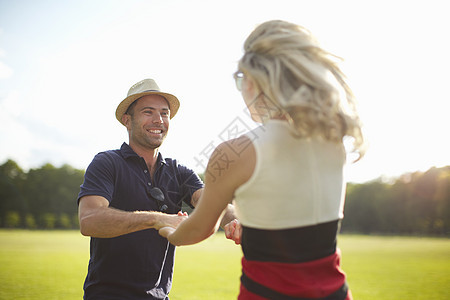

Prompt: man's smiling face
xmin=124 ymin=94 xmax=171 ymax=150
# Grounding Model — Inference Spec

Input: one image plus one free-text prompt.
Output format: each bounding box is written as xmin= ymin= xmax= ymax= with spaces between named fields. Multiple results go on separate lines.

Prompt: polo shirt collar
xmin=119 ymin=142 xmax=167 ymax=165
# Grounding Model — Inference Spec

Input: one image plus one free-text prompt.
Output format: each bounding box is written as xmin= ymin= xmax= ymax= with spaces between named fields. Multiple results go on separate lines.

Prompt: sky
xmin=0 ymin=0 xmax=449 ymax=183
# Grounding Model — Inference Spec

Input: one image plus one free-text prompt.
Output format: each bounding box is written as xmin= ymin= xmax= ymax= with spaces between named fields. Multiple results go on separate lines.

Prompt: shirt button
xmin=147 ymin=182 xmax=151 ymax=186
xmin=144 ymin=170 xmax=148 ymax=173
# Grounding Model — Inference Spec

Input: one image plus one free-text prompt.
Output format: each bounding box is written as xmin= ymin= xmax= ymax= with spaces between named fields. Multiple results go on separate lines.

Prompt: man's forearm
xmin=220 ymin=204 xmax=237 ymax=229
xmin=79 ymin=207 xmax=179 ymax=238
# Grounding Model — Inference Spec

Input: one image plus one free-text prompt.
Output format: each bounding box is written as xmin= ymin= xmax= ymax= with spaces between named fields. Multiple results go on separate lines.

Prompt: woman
xmin=159 ymin=20 xmax=365 ymax=299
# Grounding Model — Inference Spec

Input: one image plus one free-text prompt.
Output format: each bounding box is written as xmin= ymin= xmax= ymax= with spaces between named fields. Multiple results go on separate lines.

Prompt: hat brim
xmin=115 ymin=91 xmax=180 ymax=125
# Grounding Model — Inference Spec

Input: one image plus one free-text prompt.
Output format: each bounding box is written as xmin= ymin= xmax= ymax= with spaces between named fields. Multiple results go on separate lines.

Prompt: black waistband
xmin=241 ymin=220 xmax=341 ymax=263
xmin=241 ymin=272 xmax=348 ymax=300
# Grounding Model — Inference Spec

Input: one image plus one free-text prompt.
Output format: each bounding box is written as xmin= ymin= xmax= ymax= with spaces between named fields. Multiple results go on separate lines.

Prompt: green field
xmin=0 ymin=230 xmax=449 ymax=299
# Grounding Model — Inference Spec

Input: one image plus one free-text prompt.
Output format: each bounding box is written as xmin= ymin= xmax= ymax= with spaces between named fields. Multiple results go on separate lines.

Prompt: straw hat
xmin=115 ymin=79 xmax=180 ymax=125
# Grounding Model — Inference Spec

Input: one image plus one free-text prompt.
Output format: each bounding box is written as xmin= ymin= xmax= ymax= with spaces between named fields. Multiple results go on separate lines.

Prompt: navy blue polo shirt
xmin=78 ymin=143 xmax=204 ymax=299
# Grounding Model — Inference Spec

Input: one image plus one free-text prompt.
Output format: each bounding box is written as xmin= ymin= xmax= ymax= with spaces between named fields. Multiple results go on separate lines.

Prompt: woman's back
xmin=234 ymin=119 xmax=346 ymax=230
xmin=233 ymin=120 xmax=351 ymax=299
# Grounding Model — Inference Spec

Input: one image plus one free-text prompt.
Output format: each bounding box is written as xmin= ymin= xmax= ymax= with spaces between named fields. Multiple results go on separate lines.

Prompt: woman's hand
xmin=224 ymin=219 xmax=242 ymax=245
xmin=158 ymin=226 xmax=176 ymax=238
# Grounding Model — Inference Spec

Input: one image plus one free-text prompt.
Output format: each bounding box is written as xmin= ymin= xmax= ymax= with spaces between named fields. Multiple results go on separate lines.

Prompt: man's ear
xmin=122 ymin=114 xmax=131 ymax=129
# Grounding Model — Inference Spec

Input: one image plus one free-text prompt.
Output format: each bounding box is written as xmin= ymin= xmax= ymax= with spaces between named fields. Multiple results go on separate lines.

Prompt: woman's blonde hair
xmin=238 ymin=20 xmax=366 ymax=160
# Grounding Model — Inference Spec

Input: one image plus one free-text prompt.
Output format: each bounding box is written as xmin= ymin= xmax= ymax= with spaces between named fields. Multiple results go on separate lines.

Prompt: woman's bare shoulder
xmin=205 ymin=135 xmax=256 ymax=188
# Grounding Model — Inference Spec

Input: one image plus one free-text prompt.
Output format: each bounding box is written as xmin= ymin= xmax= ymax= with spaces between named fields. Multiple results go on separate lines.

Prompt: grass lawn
xmin=0 ymin=230 xmax=449 ymax=299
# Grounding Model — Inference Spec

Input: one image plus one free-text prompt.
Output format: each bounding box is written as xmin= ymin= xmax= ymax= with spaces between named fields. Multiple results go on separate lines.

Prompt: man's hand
xmin=153 ymin=211 xmax=188 ymax=230
xmin=223 ymin=219 xmax=242 ymax=245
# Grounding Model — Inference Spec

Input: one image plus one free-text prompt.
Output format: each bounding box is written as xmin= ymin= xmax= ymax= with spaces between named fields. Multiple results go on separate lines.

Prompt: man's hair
xmin=125 ymin=99 xmax=138 ymax=117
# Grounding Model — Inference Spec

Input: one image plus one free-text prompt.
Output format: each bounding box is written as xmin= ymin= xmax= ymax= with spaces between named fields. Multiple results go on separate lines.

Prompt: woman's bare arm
xmin=159 ymin=136 xmax=255 ymax=246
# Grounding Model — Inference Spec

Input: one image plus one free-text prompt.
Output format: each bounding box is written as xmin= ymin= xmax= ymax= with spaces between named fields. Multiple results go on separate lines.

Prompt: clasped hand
xmin=154 ymin=211 xmax=188 ymax=231
xmin=157 ymin=211 xmax=187 ymax=238
xmin=158 ymin=215 xmax=242 ymax=245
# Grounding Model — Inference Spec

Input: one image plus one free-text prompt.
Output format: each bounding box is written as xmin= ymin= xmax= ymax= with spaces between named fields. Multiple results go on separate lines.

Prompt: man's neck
xmin=129 ymin=142 xmax=159 ymax=170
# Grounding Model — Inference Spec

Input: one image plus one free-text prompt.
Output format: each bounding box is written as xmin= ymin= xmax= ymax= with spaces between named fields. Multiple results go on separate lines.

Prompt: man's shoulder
xmin=94 ymin=148 xmax=122 ymax=161
xmin=87 ymin=148 xmax=125 ymax=172
xmin=162 ymin=157 xmax=183 ymax=173
xmin=162 ymin=156 xmax=177 ymax=166
xmin=161 ymin=156 xmax=197 ymax=175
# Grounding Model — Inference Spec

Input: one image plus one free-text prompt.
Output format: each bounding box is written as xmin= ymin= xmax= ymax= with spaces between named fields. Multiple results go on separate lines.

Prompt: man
xmin=77 ymin=78 xmax=238 ymax=299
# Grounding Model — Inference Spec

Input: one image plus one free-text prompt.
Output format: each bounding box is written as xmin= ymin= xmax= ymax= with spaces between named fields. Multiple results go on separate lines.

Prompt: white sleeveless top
xmin=233 ymin=120 xmax=347 ymax=230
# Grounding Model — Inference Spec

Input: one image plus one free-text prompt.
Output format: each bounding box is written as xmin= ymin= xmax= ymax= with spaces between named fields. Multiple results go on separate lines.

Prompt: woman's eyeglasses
xmin=149 ymin=187 xmax=168 ymax=212
xmin=233 ymin=71 xmax=244 ymax=91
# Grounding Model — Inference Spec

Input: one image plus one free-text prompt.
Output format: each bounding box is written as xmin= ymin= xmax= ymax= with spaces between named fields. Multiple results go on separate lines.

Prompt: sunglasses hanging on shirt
xmin=149 ymin=187 xmax=168 ymax=212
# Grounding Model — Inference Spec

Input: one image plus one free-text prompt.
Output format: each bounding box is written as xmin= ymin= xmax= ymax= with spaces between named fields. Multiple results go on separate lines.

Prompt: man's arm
xmin=78 ymin=195 xmax=187 ymax=238
xmin=220 ymin=204 xmax=236 ymax=228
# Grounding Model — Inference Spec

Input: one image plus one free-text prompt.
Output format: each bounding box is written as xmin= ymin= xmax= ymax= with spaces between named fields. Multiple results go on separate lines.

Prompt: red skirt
xmin=238 ymin=250 xmax=352 ymax=300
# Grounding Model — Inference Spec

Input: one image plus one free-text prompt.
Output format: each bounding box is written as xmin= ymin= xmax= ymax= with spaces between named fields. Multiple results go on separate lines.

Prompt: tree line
xmin=342 ymin=166 xmax=450 ymax=236
xmin=0 ymin=160 xmax=84 ymax=229
xmin=0 ymin=159 xmax=449 ymax=236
